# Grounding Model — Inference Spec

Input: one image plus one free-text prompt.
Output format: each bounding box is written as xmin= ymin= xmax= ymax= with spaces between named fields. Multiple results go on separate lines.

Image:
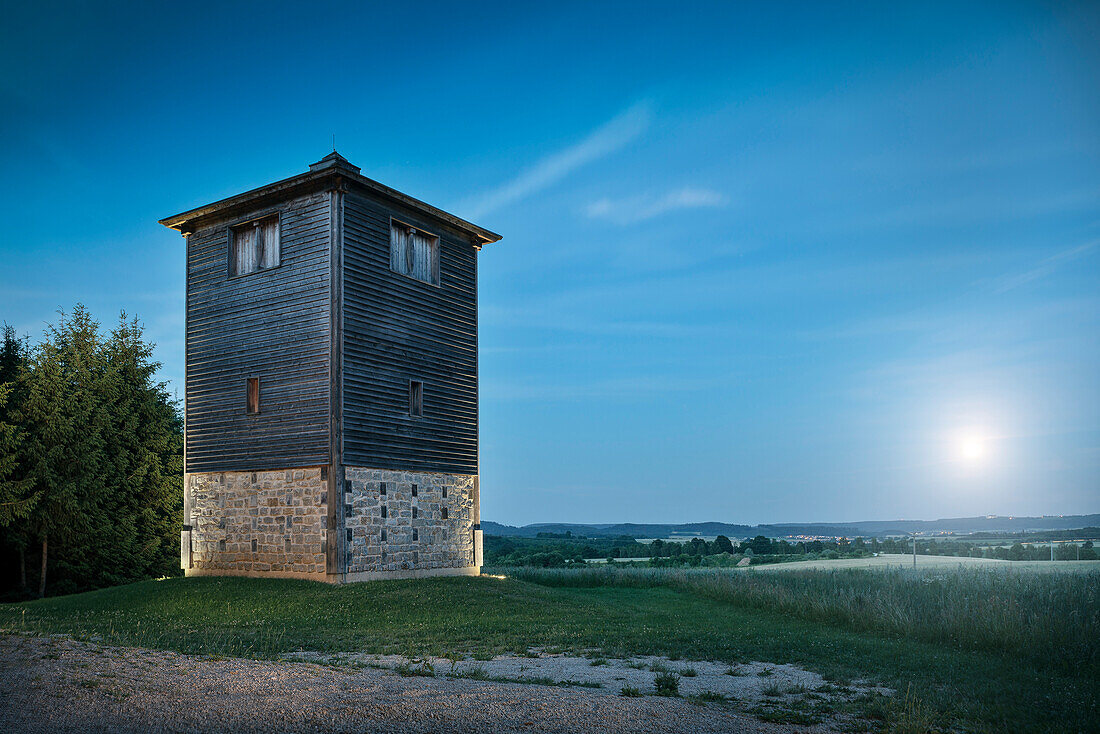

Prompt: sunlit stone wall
xmin=186 ymin=468 xmax=328 ymax=578
xmin=183 ymin=466 xmax=479 ymax=581
xmin=343 ymin=467 xmax=478 ymax=576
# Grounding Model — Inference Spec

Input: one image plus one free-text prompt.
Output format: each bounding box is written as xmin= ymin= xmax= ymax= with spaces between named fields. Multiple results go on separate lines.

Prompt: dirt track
xmin=0 ymin=635 xmax=836 ymax=733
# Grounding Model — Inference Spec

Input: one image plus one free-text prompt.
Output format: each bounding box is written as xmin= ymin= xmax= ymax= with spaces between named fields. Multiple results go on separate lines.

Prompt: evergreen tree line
xmin=0 ymin=305 xmax=183 ymax=598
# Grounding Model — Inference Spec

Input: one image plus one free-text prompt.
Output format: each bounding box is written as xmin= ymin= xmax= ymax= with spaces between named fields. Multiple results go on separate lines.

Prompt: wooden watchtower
xmin=160 ymin=153 xmax=500 ymax=581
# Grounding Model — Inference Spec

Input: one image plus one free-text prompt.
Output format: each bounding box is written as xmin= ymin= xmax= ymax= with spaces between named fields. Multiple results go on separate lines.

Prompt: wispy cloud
xmin=988 ymin=240 xmax=1099 ymax=293
xmin=461 ymin=100 xmax=653 ymax=219
xmin=585 ymin=187 xmax=726 ymax=225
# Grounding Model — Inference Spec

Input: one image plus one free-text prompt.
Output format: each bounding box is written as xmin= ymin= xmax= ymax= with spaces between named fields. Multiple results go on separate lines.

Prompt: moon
xmin=955 ymin=431 xmax=989 ymax=463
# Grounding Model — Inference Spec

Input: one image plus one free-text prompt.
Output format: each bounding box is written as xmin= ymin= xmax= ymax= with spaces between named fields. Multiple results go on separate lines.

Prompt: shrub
xmin=452 ymin=665 xmax=489 ymax=680
xmin=565 ymin=680 xmax=602 ymax=689
xmin=620 ymin=685 xmax=642 ymax=697
xmin=654 ymin=672 xmax=681 ymax=697
xmin=518 ymin=675 xmax=555 ymax=685
xmin=394 ymin=660 xmax=435 ymax=677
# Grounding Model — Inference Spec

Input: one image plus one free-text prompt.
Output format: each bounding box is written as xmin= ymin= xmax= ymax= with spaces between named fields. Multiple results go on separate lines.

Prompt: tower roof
xmin=308 ymin=150 xmax=360 ymax=173
xmin=159 ymin=153 xmax=501 ymax=246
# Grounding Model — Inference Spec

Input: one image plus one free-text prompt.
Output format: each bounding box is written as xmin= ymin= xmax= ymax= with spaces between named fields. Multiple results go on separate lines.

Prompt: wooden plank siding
xmin=341 ymin=190 xmax=479 ymax=476
xmin=184 ymin=191 xmax=332 ymax=473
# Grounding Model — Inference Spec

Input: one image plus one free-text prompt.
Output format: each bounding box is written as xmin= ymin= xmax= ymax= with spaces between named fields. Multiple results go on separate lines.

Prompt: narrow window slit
xmin=409 ymin=380 xmax=423 ymax=417
xmin=246 ymin=378 xmax=260 ymax=415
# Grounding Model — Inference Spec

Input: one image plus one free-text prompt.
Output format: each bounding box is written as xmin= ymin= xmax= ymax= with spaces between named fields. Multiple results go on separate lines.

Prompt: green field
xmin=2 ymin=565 xmax=1097 ymax=733
xmin=741 ymin=553 xmax=1100 ymax=573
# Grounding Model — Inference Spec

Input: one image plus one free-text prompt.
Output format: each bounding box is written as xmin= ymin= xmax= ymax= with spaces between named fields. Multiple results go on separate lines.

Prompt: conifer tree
xmin=0 ymin=324 xmax=32 ymax=591
xmin=89 ymin=312 xmax=182 ymax=586
xmin=0 ymin=381 xmax=27 ymax=588
xmin=16 ymin=307 xmax=105 ymax=595
xmin=0 ymin=306 xmax=183 ymax=596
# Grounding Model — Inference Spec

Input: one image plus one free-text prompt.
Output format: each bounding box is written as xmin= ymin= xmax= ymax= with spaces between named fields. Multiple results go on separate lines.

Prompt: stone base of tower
xmin=342 ymin=466 xmax=481 ymax=576
xmin=183 ymin=468 xmax=330 ymax=580
xmin=180 ymin=465 xmax=481 ymax=583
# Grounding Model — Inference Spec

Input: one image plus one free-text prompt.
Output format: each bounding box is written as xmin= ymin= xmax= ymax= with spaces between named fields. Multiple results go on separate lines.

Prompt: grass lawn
xmin=2 ymin=568 xmax=1097 ymax=733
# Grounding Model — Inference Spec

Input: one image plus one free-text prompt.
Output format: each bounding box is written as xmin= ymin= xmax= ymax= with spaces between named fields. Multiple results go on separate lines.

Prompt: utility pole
xmin=912 ymin=535 xmax=917 ymax=568
xmin=1051 ymin=541 xmax=1055 ymax=561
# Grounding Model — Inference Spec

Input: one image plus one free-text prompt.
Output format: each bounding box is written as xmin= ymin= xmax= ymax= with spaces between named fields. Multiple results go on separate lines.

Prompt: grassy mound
xmin=2 ymin=566 xmax=1097 ymax=733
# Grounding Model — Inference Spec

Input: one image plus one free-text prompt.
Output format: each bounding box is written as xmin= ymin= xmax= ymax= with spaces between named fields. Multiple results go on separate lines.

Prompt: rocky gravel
xmin=285 ymin=650 xmax=888 ymax=704
xmin=0 ymin=634 xmax=872 ymax=733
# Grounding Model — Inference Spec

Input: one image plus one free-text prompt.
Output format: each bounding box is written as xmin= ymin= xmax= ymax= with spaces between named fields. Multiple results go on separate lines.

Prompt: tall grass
xmin=501 ymin=565 xmax=1100 ymax=671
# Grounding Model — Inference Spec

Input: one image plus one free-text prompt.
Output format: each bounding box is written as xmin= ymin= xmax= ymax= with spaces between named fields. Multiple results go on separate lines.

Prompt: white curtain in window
xmin=233 ymin=217 xmax=279 ymax=275
xmin=234 ymin=224 xmax=258 ymax=276
xmin=390 ymin=222 xmax=438 ymax=284
xmin=390 ymin=223 xmax=410 ymax=274
xmin=410 ymin=229 xmax=438 ymax=284
xmin=257 ymin=218 xmax=279 ymax=269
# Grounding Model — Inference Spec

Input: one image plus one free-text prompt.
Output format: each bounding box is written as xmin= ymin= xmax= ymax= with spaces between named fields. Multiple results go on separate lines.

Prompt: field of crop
xmin=741 ymin=553 xmax=1100 ymax=573
xmin=2 ymin=564 xmax=1097 ymax=733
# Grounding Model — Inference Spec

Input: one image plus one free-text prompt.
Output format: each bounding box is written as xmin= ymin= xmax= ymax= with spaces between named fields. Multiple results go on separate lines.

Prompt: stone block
xmin=342 ymin=466 xmax=477 ymax=575
xmin=187 ymin=467 xmax=327 ymax=574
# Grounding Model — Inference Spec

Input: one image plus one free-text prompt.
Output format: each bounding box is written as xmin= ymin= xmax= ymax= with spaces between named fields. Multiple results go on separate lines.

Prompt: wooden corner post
xmin=326 ymin=183 xmax=346 ymax=577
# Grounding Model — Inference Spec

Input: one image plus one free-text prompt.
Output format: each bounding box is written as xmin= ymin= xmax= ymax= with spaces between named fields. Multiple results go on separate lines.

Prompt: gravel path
xmin=0 ymin=635 xmax=849 ymax=733
xmin=284 ymin=651 xmax=887 ymax=704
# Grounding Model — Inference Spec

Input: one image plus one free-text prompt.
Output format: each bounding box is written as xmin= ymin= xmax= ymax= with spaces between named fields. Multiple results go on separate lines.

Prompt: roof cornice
xmin=159 ymin=156 xmax=502 ymax=245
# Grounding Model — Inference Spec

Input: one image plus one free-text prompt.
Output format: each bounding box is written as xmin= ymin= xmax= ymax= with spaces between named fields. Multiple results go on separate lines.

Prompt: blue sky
xmin=1 ymin=1 xmax=1097 ymax=525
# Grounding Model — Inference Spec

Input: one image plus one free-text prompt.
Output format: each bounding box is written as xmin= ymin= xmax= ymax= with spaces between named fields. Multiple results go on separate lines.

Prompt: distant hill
xmin=481 ymin=514 xmax=1100 ymax=539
